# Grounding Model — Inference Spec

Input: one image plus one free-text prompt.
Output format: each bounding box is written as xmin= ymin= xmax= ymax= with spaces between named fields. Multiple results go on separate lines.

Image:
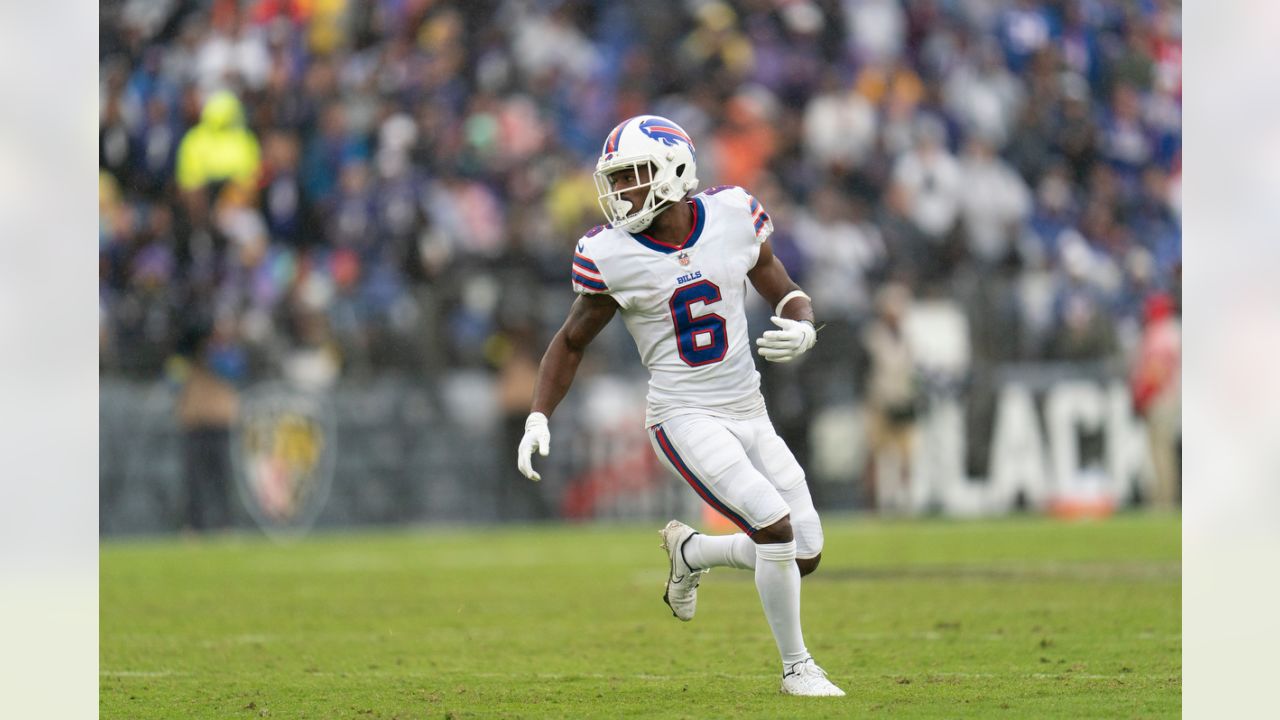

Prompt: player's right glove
xmin=516 ymin=412 xmax=551 ymax=481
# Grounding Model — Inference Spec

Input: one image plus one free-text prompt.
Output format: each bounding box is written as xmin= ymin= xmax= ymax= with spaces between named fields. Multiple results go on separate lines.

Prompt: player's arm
xmin=747 ymin=240 xmax=817 ymax=363
xmin=517 ymin=293 xmax=619 ymax=481
xmin=748 ymin=240 xmax=815 ymax=324
xmin=532 ymin=293 xmax=618 ymax=416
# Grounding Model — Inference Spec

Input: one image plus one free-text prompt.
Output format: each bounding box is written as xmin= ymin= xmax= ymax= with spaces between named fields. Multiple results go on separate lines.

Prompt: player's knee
xmin=796 ymin=553 xmax=822 ymax=577
xmin=788 ymin=500 xmax=824 ymax=560
xmin=753 ymin=515 xmax=794 ymax=544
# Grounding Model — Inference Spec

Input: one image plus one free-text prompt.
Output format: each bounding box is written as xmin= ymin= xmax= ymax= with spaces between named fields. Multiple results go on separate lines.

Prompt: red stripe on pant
xmin=654 ymin=426 xmax=754 ymax=534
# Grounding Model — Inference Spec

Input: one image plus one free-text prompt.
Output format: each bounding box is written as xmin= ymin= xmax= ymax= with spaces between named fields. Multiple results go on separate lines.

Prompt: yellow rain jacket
xmin=176 ymin=91 xmax=261 ymax=191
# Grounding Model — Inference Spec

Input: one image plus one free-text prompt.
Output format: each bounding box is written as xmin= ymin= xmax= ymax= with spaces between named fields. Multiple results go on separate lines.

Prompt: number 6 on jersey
xmin=669 ymin=280 xmax=728 ymax=367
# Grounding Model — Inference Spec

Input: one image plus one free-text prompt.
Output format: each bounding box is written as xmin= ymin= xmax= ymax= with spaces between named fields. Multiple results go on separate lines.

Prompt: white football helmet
xmin=594 ymin=115 xmax=699 ymax=233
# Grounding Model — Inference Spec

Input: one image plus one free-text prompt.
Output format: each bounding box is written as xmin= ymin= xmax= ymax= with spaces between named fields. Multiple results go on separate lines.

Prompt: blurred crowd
xmin=99 ymin=0 xmax=1181 ymax=402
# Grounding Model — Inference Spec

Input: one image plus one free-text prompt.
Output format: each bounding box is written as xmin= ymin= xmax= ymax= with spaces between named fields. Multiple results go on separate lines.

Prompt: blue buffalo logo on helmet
xmin=638 ymin=118 xmax=696 ymax=158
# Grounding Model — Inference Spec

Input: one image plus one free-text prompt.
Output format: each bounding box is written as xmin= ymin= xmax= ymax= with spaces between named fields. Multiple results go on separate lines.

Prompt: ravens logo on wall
xmin=231 ymin=384 xmax=336 ymax=537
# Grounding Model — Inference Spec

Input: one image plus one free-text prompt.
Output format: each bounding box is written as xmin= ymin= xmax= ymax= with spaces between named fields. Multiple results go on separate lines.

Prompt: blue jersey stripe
xmin=572 ymin=272 xmax=608 ymax=291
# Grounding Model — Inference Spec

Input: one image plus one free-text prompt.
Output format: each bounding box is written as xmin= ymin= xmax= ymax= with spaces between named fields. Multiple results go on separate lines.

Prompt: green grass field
xmin=101 ymin=513 xmax=1180 ymax=718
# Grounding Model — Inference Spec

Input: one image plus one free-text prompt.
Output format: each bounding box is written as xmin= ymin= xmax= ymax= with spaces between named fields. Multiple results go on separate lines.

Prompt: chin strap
xmin=623 ymin=197 xmax=681 ymax=233
xmin=610 ymin=198 xmax=634 ymax=217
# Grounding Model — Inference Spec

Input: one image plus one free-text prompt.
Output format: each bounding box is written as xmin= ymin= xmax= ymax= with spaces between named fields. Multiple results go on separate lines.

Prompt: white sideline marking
xmin=102 ymin=669 xmax=1173 ymax=682
xmin=199 ymin=633 xmax=275 ymax=647
xmin=928 ymin=671 xmax=1163 ymax=681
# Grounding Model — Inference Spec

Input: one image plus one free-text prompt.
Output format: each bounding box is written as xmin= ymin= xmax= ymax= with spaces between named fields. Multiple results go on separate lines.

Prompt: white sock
xmin=681 ymin=533 xmax=756 ymax=571
xmin=754 ymin=540 xmax=809 ymax=667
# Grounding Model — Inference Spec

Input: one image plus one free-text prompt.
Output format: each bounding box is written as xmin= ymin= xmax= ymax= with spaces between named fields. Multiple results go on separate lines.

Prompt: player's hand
xmin=517 ymin=412 xmax=551 ymax=481
xmin=756 ymin=316 xmax=817 ymax=363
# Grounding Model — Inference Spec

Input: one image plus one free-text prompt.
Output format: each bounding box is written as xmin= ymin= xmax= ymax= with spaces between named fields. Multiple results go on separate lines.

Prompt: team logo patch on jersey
xmin=639 ymin=118 xmax=695 ymax=157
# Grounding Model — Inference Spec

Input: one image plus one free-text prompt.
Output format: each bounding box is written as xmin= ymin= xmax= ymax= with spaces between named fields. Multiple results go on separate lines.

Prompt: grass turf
xmin=101 ymin=513 xmax=1180 ymax=718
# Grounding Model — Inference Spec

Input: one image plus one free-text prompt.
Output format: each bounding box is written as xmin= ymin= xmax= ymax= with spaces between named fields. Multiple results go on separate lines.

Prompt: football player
xmin=517 ymin=115 xmax=844 ymax=697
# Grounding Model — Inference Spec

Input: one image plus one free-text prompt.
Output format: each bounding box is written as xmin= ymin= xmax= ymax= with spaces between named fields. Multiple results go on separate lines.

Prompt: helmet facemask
xmin=594 ymin=160 xmax=669 ymax=233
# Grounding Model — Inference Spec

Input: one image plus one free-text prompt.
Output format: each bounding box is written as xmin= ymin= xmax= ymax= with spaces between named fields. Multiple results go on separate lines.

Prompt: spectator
xmin=943 ymin=39 xmax=1024 ymax=148
xmin=1048 ymin=235 xmax=1117 ymax=361
xmin=175 ymin=90 xmax=261 ymax=194
xmin=259 ymin=130 xmax=310 ymax=249
xmin=843 ymin=0 xmax=906 ymax=64
xmin=793 ymin=187 xmax=886 ymax=324
xmin=1056 ymin=1 xmax=1102 ymax=87
xmin=135 ymin=95 xmax=182 ymax=196
xmin=175 ymin=316 xmax=243 ymax=533
xmin=495 ymin=329 xmax=551 ymax=521
xmin=99 ymin=87 xmax=135 ymax=187
xmin=712 ymin=90 xmax=779 ymax=191
xmin=1054 ymin=74 xmax=1102 ymax=185
xmin=885 ymin=114 xmax=964 ymax=288
xmin=890 ymin=115 xmax=963 ymax=243
xmin=997 ymin=0 xmax=1054 ymax=73
xmin=1027 ymin=161 xmax=1078 ymax=259
xmin=1100 ymin=83 xmax=1155 ymax=187
xmin=862 ymin=284 xmax=918 ymax=513
xmin=956 ymin=134 xmax=1031 ymax=266
xmin=1130 ymin=293 xmax=1181 ymax=509
xmin=193 ymin=4 xmax=271 ymax=94
xmin=679 ymin=1 xmax=754 ymax=83
xmin=803 ymin=71 xmax=878 ymax=175
xmin=280 ymin=278 xmax=342 ymax=392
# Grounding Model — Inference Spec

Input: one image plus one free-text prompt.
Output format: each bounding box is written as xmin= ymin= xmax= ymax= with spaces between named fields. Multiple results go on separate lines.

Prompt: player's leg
xmin=651 ymin=416 xmax=844 ymax=696
xmin=651 ymin=419 xmax=800 ymax=658
xmin=752 ymin=510 xmax=841 ymax=695
xmin=672 ymin=526 xmax=756 ymax=571
xmin=670 ymin=416 xmax=756 ymax=572
xmin=749 ymin=513 xmax=808 ymax=666
xmin=649 ymin=415 xmax=788 ymax=620
xmin=652 ymin=416 xmax=799 ymax=574
xmin=743 ymin=415 xmax=826 ymax=576
xmin=743 ymin=416 xmax=844 ymax=696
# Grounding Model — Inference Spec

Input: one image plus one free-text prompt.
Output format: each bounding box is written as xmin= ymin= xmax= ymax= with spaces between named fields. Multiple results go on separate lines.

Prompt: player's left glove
xmin=755 ymin=316 xmax=817 ymax=363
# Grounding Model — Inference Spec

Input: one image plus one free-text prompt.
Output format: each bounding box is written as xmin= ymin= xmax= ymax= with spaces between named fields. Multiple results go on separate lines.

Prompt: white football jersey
xmin=571 ymin=185 xmax=775 ymax=426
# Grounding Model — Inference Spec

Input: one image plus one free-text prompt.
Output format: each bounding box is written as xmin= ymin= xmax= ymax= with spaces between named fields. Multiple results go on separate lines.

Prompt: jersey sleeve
xmin=746 ymin=192 xmax=774 ymax=244
xmin=701 ymin=185 xmax=774 ymax=244
xmin=570 ymin=233 xmax=611 ymax=296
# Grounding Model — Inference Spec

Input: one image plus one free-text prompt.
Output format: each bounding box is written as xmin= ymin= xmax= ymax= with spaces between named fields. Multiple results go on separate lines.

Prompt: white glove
xmin=755 ymin=316 xmax=817 ymax=363
xmin=517 ymin=412 xmax=551 ymax=481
